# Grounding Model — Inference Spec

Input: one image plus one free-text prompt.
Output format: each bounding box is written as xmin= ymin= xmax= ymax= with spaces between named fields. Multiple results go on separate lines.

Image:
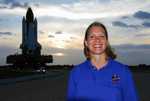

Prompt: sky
xmin=0 ymin=0 xmax=150 ymax=65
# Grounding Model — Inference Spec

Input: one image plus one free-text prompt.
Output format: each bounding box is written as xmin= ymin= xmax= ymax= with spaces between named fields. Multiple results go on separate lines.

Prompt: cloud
xmin=70 ymin=36 xmax=76 ymax=40
xmin=0 ymin=5 xmax=7 ymax=9
xmin=135 ymin=34 xmax=150 ymax=38
xmin=63 ymin=40 xmax=70 ymax=43
xmin=121 ymin=16 xmax=129 ymax=19
xmin=2 ymin=0 xmax=14 ymax=4
xmin=0 ymin=32 xmax=13 ymax=36
xmin=10 ymin=2 xmax=29 ymax=8
xmin=113 ymin=44 xmax=150 ymax=50
xmin=0 ymin=0 xmax=39 ymax=9
xmin=111 ymin=44 xmax=150 ymax=65
xmin=0 ymin=0 xmax=150 ymax=65
xmin=55 ymin=31 xmax=63 ymax=34
xmin=39 ymin=30 xmax=45 ymax=34
xmin=112 ymin=21 xmax=128 ymax=27
xmin=32 ymin=0 xmax=145 ymax=20
xmin=134 ymin=11 xmax=150 ymax=20
xmin=112 ymin=21 xmax=140 ymax=29
xmin=0 ymin=44 xmax=18 ymax=64
xmin=113 ymin=44 xmax=150 ymax=65
xmin=45 ymin=30 xmax=83 ymax=49
xmin=142 ymin=22 xmax=150 ymax=28
xmin=48 ymin=35 xmax=55 ymax=38
xmin=43 ymin=47 xmax=85 ymax=65
xmin=11 ymin=2 xmax=39 ymax=9
xmin=0 ymin=0 xmax=149 ymax=21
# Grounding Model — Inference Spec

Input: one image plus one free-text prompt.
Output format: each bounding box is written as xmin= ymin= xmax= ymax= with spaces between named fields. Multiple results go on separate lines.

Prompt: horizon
xmin=0 ymin=0 xmax=150 ymax=66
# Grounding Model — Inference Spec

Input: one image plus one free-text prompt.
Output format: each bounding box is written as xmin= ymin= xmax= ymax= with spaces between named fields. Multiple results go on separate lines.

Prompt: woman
xmin=67 ymin=22 xmax=138 ymax=101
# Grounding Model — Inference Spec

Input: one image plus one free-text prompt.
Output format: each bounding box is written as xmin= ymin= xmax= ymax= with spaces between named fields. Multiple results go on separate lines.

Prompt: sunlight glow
xmin=53 ymin=52 xmax=64 ymax=56
xmin=47 ymin=31 xmax=82 ymax=49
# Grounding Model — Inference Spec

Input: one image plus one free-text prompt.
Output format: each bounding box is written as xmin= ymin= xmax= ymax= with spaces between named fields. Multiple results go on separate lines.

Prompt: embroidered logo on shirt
xmin=112 ymin=74 xmax=120 ymax=84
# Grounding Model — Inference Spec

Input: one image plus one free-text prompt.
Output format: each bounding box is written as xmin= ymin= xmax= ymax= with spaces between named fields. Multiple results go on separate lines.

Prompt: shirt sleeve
xmin=67 ymin=69 xmax=77 ymax=101
xmin=122 ymin=67 xmax=139 ymax=101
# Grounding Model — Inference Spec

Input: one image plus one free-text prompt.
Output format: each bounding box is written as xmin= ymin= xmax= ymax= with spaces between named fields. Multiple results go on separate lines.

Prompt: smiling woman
xmin=67 ymin=21 xmax=139 ymax=101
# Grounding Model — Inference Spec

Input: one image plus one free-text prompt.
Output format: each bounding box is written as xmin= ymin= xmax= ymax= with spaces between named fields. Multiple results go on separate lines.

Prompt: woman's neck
xmin=90 ymin=54 xmax=108 ymax=70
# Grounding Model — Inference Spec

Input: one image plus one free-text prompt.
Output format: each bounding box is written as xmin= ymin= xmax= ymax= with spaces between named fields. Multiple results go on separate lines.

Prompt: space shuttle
xmin=7 ymin=7 xmax=53 ymax=67
xmin=20 ymin=7 xmax=41 ymax=56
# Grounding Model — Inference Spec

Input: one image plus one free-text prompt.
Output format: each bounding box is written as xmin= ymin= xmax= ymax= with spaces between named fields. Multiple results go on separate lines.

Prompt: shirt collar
xmin=87 ymin=58 xmax=112 ymax=71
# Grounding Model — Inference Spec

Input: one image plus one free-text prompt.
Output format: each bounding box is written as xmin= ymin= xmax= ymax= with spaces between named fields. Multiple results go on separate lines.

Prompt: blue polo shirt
xmin=67 ymin=59 xmax=139 ymax=101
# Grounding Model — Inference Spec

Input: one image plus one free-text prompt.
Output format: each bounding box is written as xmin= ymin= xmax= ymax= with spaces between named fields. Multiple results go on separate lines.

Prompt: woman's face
xmin=85 ymin=26 xmax=108 ymax=56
